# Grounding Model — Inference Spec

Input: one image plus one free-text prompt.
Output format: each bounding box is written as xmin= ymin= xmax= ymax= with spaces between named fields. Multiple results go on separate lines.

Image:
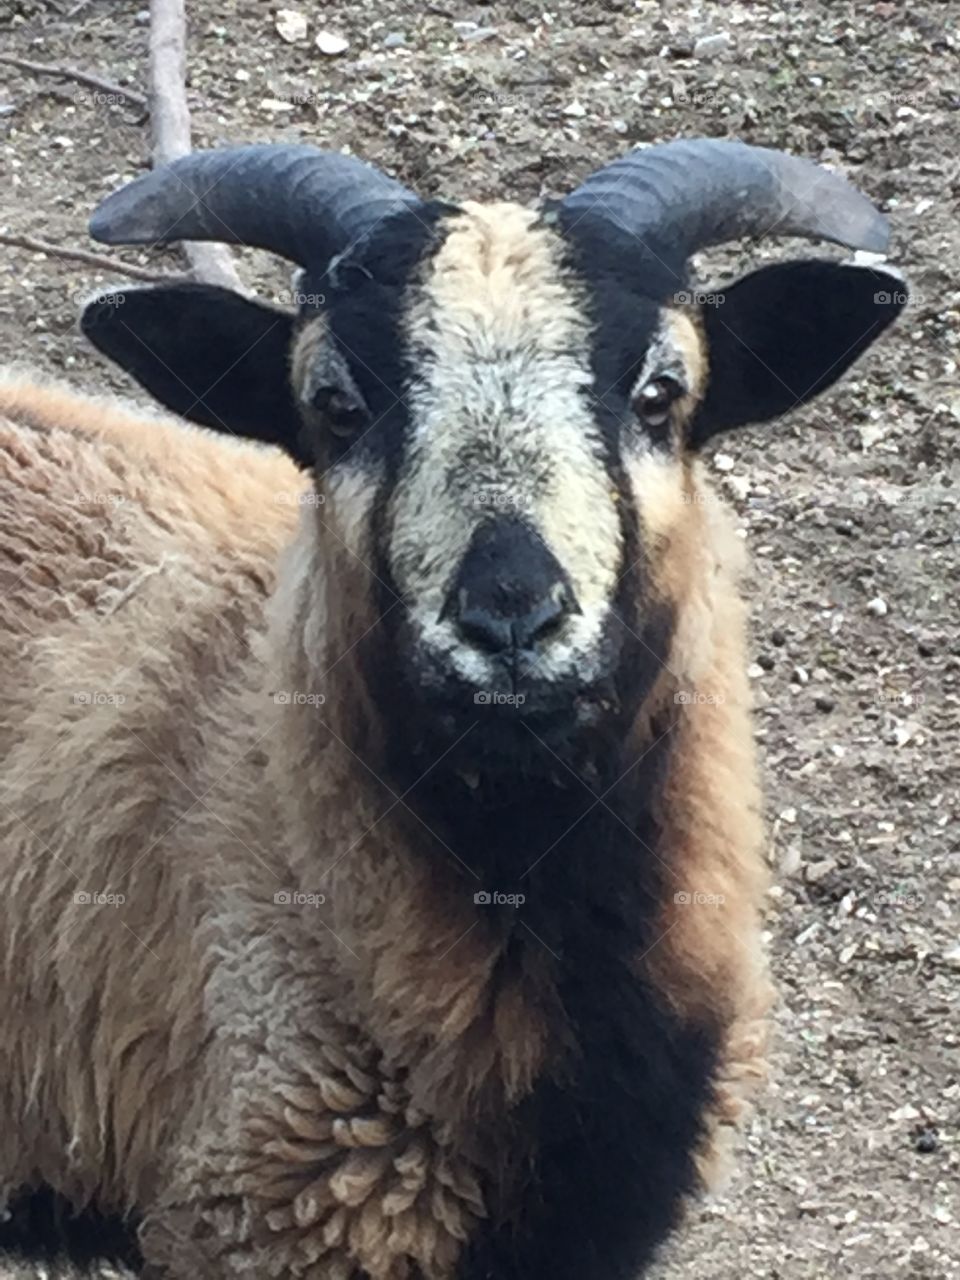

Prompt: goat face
xmin=293 ymin=202 xmax=694 ymax=759
xmin=81 ymin=140 xmax=907 ymax=774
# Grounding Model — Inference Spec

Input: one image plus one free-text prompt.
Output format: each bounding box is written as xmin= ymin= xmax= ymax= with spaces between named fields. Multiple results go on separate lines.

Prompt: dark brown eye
xmin=632 ymin=375 xmax=682 ymax=435
xmin=310 ymin=386 xmax=368 ymax=439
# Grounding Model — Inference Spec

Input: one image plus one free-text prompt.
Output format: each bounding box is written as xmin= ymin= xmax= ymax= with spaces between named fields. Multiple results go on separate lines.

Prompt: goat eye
xmin=632 ymin=376 xmax=682 ymax=434
xmin=310 ymin=386 xmax=368 ymax=439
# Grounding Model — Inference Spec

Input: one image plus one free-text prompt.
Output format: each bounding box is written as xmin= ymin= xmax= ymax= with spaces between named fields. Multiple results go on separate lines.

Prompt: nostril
xmin=457 ymin=603 xmax=515 ymax=654
xmin=511 ymin=581 xmax=575 ymax=650
xmin=451 ymin=580 xmax=577 ymax=655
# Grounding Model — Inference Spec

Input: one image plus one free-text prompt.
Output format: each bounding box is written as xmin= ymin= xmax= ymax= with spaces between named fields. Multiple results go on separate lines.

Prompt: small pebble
xmin=275 ymin=9 xmax=309 ymax=43
xmin=771 ymin=628 xmax=787 ymax=647
xmin=867 ymin=596 xmax=889 ymax=617
xmin=693 ymin=32 xmax=733 ymax=58
xmin=757 ymin=653 xmax=776 ymax=671
xmin=815 ymin=695 xmax=835 ymax=713
xmin=383 ymin=32 xmax=407 ymax=48
xmin=316 ymin=30 xmax=349 ymax=56
xmin=805 ymin=857 xmax=837 ymax=884
xmin=914 ymin=1127 xmax=938 ymax=1153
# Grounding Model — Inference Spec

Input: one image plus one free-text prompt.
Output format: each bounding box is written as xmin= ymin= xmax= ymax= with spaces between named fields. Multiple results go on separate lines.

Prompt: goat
xmin=0 ymin=138 xmax=905 ymax=1280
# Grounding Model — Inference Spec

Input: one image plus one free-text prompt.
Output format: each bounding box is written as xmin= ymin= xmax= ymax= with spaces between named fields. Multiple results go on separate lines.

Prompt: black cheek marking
xmin=304 ymin=201 xmax=457 ymax=481
xmin=558 ymin=213 xmax=695 ymax=460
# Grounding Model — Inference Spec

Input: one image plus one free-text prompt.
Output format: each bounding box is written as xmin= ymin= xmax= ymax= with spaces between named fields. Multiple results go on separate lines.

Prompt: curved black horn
xmin=89 ymin=144 xmax=422 ymax=267
xmin=561 ymin=138 xmax=890 ymax=256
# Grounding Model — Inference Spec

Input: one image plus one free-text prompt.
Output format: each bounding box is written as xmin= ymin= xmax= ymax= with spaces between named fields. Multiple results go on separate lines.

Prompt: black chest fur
xmin=404 ymin=738 xmax=721 ymax=1280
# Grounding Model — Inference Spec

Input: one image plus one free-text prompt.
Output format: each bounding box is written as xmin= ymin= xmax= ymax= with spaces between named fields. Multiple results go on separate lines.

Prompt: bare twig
xmin=148 ymin=0 xmax=245 ymax=292
xmin=0 ymin=233 xmax=181 ymax=283
xmin=0 ymin=54 xmax=148 ymax=110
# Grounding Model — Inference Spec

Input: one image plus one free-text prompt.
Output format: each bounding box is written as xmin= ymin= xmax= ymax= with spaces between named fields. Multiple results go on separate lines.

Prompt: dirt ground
xmin=1 ymin=0 xmax=958 ymax=1277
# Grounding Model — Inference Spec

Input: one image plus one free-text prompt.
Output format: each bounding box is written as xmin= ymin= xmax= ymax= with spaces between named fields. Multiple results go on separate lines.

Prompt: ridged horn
xmin=561 ymin=138 xmax=889 ymax=255
xmin=89 ymin=144 xmax=423 ymax=267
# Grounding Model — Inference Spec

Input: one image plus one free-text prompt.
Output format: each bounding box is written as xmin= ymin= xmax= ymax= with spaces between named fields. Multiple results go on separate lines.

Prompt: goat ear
xmin=80 ymin=283 xmax=307 ymax=462
xmin=689 ymin=261 xmax=906 ymax=447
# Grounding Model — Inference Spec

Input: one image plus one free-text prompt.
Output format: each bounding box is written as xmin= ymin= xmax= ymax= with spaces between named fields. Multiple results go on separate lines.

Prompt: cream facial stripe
xmin=385 ymin=202 xmax=624 ymax=686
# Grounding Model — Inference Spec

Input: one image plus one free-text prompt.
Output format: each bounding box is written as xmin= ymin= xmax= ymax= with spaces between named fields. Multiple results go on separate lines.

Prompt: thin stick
xmin=148 ymin=0 xmax=245 ymax=292
xmin=0 ymin=233 xmax=181 ymax=283
xmin=0 ymin=54 xmax=148 ymax=110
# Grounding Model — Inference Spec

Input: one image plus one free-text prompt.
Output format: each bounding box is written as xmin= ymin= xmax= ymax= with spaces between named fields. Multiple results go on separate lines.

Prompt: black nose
xmin=442 ymin=518 xmax=580 ymax=654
